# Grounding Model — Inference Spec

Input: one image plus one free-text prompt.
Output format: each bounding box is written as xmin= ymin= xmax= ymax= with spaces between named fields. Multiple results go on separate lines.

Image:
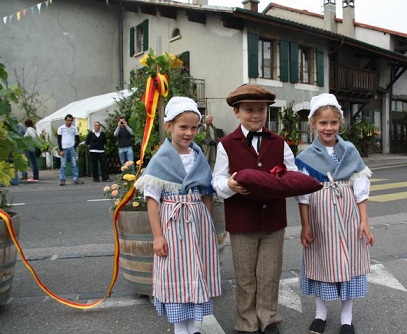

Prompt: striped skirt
xmin=301 ymin=180 xmax=370 ymax=300
xmin=153 ymin=193 xmax=221 ymax=320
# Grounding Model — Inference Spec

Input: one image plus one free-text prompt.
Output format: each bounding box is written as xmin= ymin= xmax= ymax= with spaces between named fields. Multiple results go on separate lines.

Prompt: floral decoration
xmin=103 ymin=161 xmax=147 ymax=211
xmin=139 ymin=49 xmax=183 ymax=78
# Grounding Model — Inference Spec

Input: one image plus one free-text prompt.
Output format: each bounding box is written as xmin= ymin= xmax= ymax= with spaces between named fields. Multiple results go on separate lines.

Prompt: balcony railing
xmin=194 ymin=78 xmax=205 ymax=104
xmin=329 ymin=62 xmax=377 ymax=98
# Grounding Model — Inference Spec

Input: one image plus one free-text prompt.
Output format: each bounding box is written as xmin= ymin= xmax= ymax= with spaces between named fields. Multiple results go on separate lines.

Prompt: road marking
xmin=279 ymin=277 xmax=302 ymax=313
xmin=369 ymin=191 xmax=407 ymax=202
xmin=200 ymin=315 xmax=225 ymax=334
xmin=370 ymin=178 xmax=388 ymax=182
xmin=86 ymin=296 xmax=148 ymax=310
xmin=370 ymin=182 xmax=407 ymax=191
xmin=368 ymin=263 xmax=407 ymax=292
xmin=11 ymin=203 xmax=25 ymax=206
xmin=87 ymin=199 xmax=110 ymax=202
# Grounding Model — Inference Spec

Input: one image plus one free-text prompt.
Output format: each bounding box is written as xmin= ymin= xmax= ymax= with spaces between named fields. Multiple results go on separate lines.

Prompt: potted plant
xmin=342 ymin=116 xmax=381 ymax=157
xmin=278 ymin=102 xmax=302 ymax=156
xmin=0 ymin=62 xmax=28 ymax=305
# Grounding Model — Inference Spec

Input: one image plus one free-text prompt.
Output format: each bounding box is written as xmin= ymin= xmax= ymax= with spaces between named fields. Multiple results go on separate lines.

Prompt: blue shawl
xmin=136 ymin=138 xmax=213 ymax=195
xmin=295 ymin=135 xmax=371 ymax=182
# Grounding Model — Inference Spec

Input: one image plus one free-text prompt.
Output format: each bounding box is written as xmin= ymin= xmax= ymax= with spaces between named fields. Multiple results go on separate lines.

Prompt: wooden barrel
xmin=113 ymin=204 xmax=227 ymax=297
xmin=114 ymin=209 xmax=154 ymax=296
xmin=0 ymin=212 xmax=20 ymax=305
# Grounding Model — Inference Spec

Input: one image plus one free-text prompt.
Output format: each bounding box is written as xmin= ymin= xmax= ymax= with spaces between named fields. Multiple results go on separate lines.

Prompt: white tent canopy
xmin=36 ymin=89 xmax=134 ymax=136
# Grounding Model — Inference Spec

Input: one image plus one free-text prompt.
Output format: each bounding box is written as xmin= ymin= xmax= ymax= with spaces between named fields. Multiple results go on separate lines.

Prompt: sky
xmin=180 ymin=0 xmax=407 ymax=35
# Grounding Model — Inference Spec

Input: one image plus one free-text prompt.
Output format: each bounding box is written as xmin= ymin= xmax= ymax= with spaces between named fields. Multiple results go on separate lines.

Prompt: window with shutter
xmin=299 ymin=46 xmax=311 ymax=84
xmin=135 ymin=20 xmax=149 ymax=54
xmin=258 ymin=38 xmax=277 ymax=80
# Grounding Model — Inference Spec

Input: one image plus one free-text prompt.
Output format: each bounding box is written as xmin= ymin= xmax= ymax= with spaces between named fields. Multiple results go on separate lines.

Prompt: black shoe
xmin=93 ymin=179 xmax=100 ymax=182
xmin=264 ymin=323 xmax=279 ymax=334
xmin=236 ymin=331 xmax=260 ymax=334
xmin=339 ymin=324 xmax=354 ymax=334
xmin=102 ymin=179 xmax=111 ymax=182
xmin=309 ymin=319 xmax=326 ymax=333
xmin=73 ymin=179 xmax=84 ymax=184
xmin=60 ymin=180 xmax=65 ymax=186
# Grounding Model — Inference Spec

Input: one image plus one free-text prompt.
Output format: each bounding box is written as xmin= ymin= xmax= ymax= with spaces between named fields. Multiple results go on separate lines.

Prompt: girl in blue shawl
xmin=295 ymin=94 xmax=374 ymax=334
xmin=136 ymin=97 xmax=221 ymax=334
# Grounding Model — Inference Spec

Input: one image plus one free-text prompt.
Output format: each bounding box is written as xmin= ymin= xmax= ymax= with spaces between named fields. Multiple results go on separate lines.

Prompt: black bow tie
xmin=246 ymin=131 xmax=270 ymax=146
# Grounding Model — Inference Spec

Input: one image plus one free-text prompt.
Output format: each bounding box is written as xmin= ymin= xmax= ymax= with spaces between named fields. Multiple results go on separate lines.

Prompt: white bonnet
xmin=164 ymin=96 xmax=201 ymax=122
xmin=309 ymin=93 xmax=343 ymax=119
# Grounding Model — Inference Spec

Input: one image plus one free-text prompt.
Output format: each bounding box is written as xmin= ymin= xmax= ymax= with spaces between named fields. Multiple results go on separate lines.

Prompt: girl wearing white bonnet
xmin=136 ymin=96 xmax=221 ymax=334
xmin=295 ymin=93 xmax=374 ymax=334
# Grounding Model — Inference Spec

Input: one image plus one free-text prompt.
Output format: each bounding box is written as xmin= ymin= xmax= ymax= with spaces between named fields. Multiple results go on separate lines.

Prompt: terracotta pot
xmin=111 ymin=204 xmax=227 ymax=296
xmin=0 ymin=212 xmax=20 ymax=305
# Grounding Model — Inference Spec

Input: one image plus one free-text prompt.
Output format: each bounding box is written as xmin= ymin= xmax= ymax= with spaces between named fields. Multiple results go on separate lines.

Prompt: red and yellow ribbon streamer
xmin=0 ymin=70 xmax=169 ymax=309
xmin=0 ymin=208 xmax=119 ymax=309
xmin=139 ymin=73 xmax=169 ymax=166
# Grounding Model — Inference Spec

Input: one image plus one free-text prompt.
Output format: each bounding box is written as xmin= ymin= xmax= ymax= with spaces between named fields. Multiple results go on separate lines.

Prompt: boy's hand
xmin=359 ymin=221 xmax=375 ymax=246
xmin=228 ymin=172 xmax=251 ymax=195
xmin=301 ymin=223 xmax=313 ymax=247
xmin=153 ymin=236 xmax=168 ymax=257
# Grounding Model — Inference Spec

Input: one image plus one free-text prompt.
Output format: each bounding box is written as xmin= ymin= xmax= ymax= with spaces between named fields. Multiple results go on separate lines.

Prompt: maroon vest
xmin=221 ymin=126 xmax=287 ymax=233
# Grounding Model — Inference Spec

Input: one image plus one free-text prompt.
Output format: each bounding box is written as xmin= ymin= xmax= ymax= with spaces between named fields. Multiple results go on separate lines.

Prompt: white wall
xmin=0 ymin=0 xmax=120 ymax=119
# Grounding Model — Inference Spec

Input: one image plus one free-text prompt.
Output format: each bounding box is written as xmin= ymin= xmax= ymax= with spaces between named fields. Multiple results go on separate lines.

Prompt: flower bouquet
xmin=103 ymin=161 xmax=147 ymax=211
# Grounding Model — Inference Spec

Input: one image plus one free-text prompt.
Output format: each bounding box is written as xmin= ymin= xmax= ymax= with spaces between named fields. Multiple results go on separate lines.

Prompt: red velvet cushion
xmin=234 ymin=165 xmax=323 ymax=201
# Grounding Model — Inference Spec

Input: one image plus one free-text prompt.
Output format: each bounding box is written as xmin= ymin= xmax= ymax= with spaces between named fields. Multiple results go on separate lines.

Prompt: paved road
xmin=1 ymin=160 xmax=406 ymax=334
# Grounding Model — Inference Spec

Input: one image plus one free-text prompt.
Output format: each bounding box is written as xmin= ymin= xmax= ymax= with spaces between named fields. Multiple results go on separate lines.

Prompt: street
xmin=1 ymin=165 xmax=406 ymax=333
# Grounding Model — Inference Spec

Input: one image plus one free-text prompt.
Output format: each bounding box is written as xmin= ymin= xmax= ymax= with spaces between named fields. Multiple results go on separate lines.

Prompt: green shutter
xmin=142 ymin=20 xmax=149 ymax=51
xmin=130 ymin=27 xmax=135 ymax=57
xmin=279 ymin=40 xmax=289 ymax=82
xmin=248 ymin=32 xmax=259 ymax=78
xmin=290 ymin=42 xmax=299 ymax=83
xmin=316 ymin=47 xmax=324 ymax=87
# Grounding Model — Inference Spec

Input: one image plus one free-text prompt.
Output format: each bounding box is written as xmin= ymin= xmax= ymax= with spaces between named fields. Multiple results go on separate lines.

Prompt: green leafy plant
xmin=279 ymin=102 xmax=301 ymax=146
xmin=342 ymin=116 xmax=381 ymax=157
xmin=103 ymin=161 xmax=147 ymax=211
xmin=0 ymin=62 xmax=28 ymax=188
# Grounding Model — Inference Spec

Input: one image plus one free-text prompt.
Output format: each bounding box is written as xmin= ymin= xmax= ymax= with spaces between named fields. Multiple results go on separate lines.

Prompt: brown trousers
xmin=230 ymin=229 xmax=285 ymax=332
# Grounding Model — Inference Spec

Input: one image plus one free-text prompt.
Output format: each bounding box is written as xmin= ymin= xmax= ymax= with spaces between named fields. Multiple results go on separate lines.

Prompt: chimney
xmin=323 ymin=0 xmax=337 ymax=33
xmin=342 ymin=0 xmax=355 ymax=38
xmin=242 ymin=0 xmax=259 ymax=13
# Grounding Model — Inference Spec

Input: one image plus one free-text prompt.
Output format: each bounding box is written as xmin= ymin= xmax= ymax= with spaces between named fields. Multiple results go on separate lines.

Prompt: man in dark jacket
xmin=113 ymin=116 xmax=134 ymax=172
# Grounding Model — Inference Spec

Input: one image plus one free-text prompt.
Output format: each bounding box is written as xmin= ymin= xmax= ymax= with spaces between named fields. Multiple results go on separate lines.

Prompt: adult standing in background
xmin=10 ymin=123 xmax=28 ymax=185
xmin=113 ymin=116 xmax=134 ymax=171
xmin=23 ymin=119 xmax=39 ymax=182
xmin=199 ymin=114 xmax=218 ymax=170
xmin=86 ymin=121 xmax=111 ymax=182
xmin=57 ymin=114 xmax=84 ymax=186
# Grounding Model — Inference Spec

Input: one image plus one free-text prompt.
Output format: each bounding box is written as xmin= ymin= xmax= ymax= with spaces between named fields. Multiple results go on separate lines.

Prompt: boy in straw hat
xmin=212 ymin=84 xmax=297 ymax=334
